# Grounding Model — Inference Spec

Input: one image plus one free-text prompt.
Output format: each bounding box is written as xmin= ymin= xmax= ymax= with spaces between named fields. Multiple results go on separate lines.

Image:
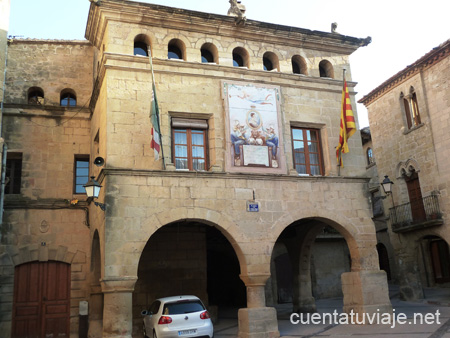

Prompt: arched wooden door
xmin=12 ymin=261 xmax=71 ymax=338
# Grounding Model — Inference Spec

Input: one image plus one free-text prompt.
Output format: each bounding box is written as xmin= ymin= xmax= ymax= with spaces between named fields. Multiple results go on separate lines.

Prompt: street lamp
xmin=380 ymin=175 xmax=394 ymax=196
xmin=83 ymin=176 xmax=105 ymax=211
xmin=380 ymin=175 xmax=396 ymax=224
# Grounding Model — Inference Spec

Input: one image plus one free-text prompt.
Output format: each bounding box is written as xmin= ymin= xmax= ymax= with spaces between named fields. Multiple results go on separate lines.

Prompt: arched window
xmin=401 ymin=87 xmax=421 ymax=129
xmin=168 ymin=39 xmax=185 ymax=60
xmin=319 ymin=60 xmax=334 ymax=78
xmin=201 ymin=43 xmax=217 ymax=63
xmin=367 ymin=148 xmax=374 ymax=165
xmin=134 ymin=34 xmax=150 ymax=57
xmin=60 ymin=89 xmax=77 ymax=107
xmin=28 ymin=87 xmax=44 ymax=105
xmin=263 ymin=52 xmax=278 ymax=72
xmin=134 ymin=42 xmax=148 ymax=56
xmin=232 ymin=47 xmax=249 ymax=68
xmin=292 ymin=55 xmax=308 ymax=75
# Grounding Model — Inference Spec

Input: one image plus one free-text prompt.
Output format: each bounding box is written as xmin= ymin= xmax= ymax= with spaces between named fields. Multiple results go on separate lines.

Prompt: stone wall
xmin=5 ymin=40 xmax=93 ymax=106
xmin=365 ymin=46 xmax=450 ymax=298
xmin=0 ymin=40 xmax=94 ymax=336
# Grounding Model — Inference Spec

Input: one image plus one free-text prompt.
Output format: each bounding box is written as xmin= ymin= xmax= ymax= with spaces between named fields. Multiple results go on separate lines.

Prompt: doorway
xmin=12 ymin=261 xmax=71 ymax=338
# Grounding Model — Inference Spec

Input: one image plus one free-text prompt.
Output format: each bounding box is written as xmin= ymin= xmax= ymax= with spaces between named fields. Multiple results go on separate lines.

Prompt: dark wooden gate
xmin=430 ymin=240 xmax=450 ymax=283
xmin=12 ymin=261 xmax=71 ymax=338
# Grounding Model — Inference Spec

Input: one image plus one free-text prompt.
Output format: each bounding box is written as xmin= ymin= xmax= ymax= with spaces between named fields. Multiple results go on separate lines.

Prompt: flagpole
xmin=148 ymin=48 xmax=166 ymax=170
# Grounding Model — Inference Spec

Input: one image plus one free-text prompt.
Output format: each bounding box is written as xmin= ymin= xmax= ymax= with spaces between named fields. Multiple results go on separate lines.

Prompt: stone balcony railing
xmin=390 ymin=194 xmax=444 ymax=233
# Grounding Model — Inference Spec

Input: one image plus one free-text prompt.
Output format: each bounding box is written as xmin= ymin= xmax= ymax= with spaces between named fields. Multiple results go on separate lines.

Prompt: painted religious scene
xmin=223 ymin=82 xmax=285 ymax=174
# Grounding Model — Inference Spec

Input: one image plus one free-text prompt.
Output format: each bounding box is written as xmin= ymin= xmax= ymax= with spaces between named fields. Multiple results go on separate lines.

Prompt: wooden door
xmin=430 ymin=240 xmax=450 ymax=283
xmin=12 ymin=261 xmax=71 ymax=338
xmin=406 ymin=172 xmax=426 ymax=222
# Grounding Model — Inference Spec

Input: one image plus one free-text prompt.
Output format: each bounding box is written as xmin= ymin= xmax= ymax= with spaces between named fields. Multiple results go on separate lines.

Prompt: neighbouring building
xmin=360 ymin=39 xmax=450 ymax=301
xmin=360 ymin=127 xmax=397 ymax=283
xmin=0 ymin=1 xmax=392 ymax=337
xmin=0 ymin=0 xmax=11 ymax=231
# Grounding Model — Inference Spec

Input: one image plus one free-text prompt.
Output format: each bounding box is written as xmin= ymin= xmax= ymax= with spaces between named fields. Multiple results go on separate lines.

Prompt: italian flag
xmin=150 ymin=82 xmax=161 ymax=160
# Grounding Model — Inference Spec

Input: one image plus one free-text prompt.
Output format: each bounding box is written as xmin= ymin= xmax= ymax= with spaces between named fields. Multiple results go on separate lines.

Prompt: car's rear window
xmin=163 ymin=300 xmax=205 ymax=315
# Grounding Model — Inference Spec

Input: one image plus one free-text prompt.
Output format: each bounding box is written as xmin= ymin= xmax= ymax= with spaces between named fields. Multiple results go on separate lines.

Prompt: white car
xmin=141 ymin=295 xmax=214 ymax=338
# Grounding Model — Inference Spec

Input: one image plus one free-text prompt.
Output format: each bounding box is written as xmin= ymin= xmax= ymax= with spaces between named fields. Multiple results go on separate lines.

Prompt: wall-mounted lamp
xmin=83 ymin=176 xmax=105 ymax=211
xmin=380 ymin=175 xmax=396 ymax=210
xmin=381 ymin=175 xmax=394 ymax=196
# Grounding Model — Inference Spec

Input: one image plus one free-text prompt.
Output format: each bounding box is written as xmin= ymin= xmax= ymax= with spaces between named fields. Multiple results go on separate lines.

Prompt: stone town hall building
xmin=0 ymin=0 xmax=392 ymax=337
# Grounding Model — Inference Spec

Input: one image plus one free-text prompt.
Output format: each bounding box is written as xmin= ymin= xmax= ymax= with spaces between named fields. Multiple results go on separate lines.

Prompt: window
xmin=319 ymin=60 xmax=334 ymax=78
xmin=292 ymin=55 xmax=308 ymax=75
xmin=149 ymin=301 xmax=161 ymax=315
xmin=233 ymin=53 xmax=244 ymax=67
xmin=60 ymin=89 xmax=76 ymax=107
xmin=201 ymin=43 xmax=217 ymax=63
xmin=263 ymin=52 xmax=278 ymax=72
xmin=367 ymin=148 xmax=374 ymax=165
xmin=401 ymin=87 xmax=421 ymax=129
xmin=291 ymin=127 xmax=323 ymax=175
xmin=5 ymin=152 xmax=22 ymax=194
xmin=134 ymin=41 xmax=148 ymax=56
xmin=232 ymin=47 xmax=248 ymax=68
xmin=172 ymin=118 xmax=208 ymax=171
xmin=168 ymin=39 xmax=184 ymax=60
xmin=201 ymin=49 xmax=214 ymax=63
xmin=74 ymin=156 xmax=89 ymax=194
xmin=28 ymin=87 xmax=44 ymax=105
xmin=263 ymin=57 xmax=273 ymax=71
xmin=134 ymin=34 xmax=151 ymax=56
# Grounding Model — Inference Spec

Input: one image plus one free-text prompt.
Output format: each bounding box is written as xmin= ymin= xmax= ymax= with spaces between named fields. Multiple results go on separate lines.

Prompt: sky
xmin=6 ymin=0 xmax=450 ymax=128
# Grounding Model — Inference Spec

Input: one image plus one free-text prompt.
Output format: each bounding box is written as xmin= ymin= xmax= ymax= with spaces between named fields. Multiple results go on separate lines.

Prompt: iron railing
xmin=390 ymin=194 xmax=443 ymax=232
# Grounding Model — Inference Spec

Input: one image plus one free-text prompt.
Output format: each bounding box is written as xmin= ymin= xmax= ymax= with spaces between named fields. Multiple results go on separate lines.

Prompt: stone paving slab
xmin=215 ymin=287 xmax=450 ymax=337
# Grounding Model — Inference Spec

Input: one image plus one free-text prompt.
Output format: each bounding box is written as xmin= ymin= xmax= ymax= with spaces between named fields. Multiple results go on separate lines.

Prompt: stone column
xmin=396 ymin=250 xmax=424 ymax=301
xmin=239 ymin=274 xmax=280 ymax=338
xmin=101 ymin=277 xmax=137 ymax=338
xmin=341 ymin=270 xmax=392 ymax=315
xmin=285 ymin=240 xmax=316 ymax=314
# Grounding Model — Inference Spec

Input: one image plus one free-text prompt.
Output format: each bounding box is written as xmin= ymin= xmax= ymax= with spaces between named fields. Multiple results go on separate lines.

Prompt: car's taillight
xmin=158 ymin=316 xmax=172 ymax=324
xmin=200 ymin=311 xmax=210 ymax=320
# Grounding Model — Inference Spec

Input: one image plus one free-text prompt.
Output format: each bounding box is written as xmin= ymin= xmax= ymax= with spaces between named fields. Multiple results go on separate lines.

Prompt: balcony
xmin=390 ymin=194 xmax=444 ymax=233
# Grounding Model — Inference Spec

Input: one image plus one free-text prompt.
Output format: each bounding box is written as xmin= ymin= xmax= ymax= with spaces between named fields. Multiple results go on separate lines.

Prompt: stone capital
xmin=239 ymin=273 xmax=271 ymax=286
xmin=100 ymin=276 xmax=138 ymax=293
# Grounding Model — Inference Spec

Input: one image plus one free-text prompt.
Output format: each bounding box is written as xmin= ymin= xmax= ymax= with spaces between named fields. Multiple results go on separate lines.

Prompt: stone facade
xmin=360 ymin=39 xmax=450 ymax=300
xmin=0 ymin=1 xmax=392 ymax=337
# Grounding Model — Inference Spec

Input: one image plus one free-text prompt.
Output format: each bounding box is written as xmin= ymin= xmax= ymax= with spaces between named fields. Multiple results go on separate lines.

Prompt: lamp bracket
xmin=94 ymin=202 xmax=106 ymax=211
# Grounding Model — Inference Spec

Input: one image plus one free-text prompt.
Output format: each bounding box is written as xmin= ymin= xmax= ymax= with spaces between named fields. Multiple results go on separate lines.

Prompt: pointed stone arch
xmin=396 ymin=158 xmax=420 ymax=178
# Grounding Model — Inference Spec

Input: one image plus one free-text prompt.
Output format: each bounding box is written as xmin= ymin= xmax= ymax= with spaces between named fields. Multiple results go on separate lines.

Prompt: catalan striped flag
xmin=336 ymin=76 xmax=356 ymax=166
